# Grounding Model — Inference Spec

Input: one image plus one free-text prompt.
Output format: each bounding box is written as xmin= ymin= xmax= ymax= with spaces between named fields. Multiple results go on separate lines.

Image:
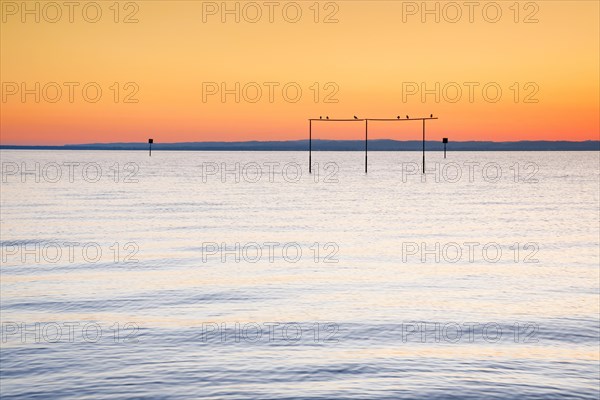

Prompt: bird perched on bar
xmin=354 ymin=116 xmax=358 ymax=119
xmin=430 ymin=114 xmax=433 ymax=118
xmin=397 ymin=116 xmax=400 ymax=119
xmin=320 ymin=116 xmax=322 ymax=119
xmin=326 ymin=116 xmax=329 ymax=119
xmin=406 ymin=115 xmax=409 ymax=119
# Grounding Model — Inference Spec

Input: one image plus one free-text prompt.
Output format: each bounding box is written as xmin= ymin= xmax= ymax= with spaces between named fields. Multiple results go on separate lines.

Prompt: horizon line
xmin=2 ymin=138 xmax=599 ymax=147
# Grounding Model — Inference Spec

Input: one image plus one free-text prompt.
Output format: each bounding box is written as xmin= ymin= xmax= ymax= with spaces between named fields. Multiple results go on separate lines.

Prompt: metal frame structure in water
xmin=308 ymin=116 xmax=439 ymax=174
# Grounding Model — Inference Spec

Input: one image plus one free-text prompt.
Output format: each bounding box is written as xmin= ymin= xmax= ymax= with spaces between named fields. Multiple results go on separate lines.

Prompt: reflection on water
xmin=1 ymin=151 xmax=599 ymax=398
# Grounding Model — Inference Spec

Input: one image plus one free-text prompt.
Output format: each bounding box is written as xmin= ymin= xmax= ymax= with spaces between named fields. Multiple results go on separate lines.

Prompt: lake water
xmin=1 ymin=150 xmax=599 ymax=399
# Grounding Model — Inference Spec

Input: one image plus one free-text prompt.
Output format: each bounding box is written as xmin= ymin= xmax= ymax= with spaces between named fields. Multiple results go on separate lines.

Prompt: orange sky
xmin=1 ymin=0 xmax=599 ymax=145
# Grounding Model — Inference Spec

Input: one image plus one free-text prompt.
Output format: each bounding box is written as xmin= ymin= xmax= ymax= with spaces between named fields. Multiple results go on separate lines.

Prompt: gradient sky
xmin=1 ymin=0 xmax=599 ymax=145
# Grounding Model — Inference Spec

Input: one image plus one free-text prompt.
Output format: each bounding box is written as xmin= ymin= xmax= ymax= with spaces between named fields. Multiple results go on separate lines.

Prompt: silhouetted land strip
xmin=2 ymin=140 xmax=598 ymax=151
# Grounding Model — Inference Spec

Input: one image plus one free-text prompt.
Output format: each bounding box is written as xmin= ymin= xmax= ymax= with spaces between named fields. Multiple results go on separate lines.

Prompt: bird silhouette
xmin=326 ymin=116 xmax=329 ymax=120
xmin=354 ymin=116 xmax=358 ymax=119
xmin=406 ymin=115 xmax=409 ymax=119
xmin=397 ymin=116 xmax=400 ymax=119
xmin=430 ymin=114 xmax=433 ymax=118
xmin=319 ymin=116 xmax=322 ymax=119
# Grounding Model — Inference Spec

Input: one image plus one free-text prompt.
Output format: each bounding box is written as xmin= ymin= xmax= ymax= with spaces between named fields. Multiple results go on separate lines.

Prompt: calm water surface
xmin=1 ymin=150 xmax=599 ymax=399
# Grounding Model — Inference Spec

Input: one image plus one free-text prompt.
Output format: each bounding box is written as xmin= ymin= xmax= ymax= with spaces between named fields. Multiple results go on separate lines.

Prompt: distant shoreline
xmin=1 ymin=139 xmax=598 ymax=151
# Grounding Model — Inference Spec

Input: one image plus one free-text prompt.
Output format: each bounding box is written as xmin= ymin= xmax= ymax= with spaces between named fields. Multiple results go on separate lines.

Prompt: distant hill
xmin=1 ymin=140 xmax=598 ymax=151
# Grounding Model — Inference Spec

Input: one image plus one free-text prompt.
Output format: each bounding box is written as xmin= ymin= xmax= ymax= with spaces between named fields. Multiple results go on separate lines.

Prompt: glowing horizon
xmin=1 ymin=1 xmax=599 ymax=145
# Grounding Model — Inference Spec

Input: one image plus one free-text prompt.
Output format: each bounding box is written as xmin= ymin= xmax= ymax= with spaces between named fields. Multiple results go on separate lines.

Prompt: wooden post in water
xmin=443 ymin=137 xmax=448 ymax=158
xmin=148 ymin=138 xmax=153 ymax=156
xmin=365 ymin=119 xmax=368 ymax=173
xmin=309 ymin=120 xmax=312 ymax=174
xmin=422 ymin=120 xmax=425 ymax=174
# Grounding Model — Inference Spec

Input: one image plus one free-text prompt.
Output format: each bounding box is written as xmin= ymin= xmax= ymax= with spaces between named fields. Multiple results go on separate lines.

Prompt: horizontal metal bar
xmin=309 ymin=119 xmax=366 ymax=121
xmin=309 ymin=118 xmax=438 ymax=121
xmin=367 ymin=118 xmax=438 ymax=121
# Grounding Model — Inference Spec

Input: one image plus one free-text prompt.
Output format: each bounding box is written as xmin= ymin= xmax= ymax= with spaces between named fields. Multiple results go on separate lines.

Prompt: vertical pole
xmin=422 ymin=119 xmax=425 ymax=174
xmin=309 ymin=119 xmax=312 ymax=174
xmin=365 ymin=119 xmax=368 ymax=174
xmin=149 ymin=143 xmax=152 ymax=157
xmin=444 ymin=143 xmax=447 ymax=158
